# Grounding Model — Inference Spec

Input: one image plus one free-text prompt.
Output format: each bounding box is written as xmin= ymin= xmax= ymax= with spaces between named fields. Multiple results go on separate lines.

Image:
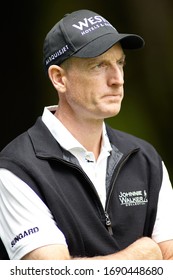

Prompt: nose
xmin=107 ymin=64 xmax=124 ymax=87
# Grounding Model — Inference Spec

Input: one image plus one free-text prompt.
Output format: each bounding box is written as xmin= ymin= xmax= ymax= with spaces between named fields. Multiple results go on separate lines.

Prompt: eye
xmin=94 ymin=62 xmax=107 ymax=69
xmin=118 ymin=58 xmax=126 ymax=67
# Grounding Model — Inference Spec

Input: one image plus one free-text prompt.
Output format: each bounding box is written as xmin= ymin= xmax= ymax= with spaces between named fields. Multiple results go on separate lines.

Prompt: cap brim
xmin=73 ymin=32 xmax=145 ymax=58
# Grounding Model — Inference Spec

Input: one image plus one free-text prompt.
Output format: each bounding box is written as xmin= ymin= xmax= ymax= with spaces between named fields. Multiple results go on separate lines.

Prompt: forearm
xmin=73 ymin=237 xmax=163 ymax=260
xmin=112 ymin=237 xmax=163 ymax=260
xmin=21 ymin=237 xmax=163 ymax=260
xmin=21 ymin=244 xmax=71 ymax=260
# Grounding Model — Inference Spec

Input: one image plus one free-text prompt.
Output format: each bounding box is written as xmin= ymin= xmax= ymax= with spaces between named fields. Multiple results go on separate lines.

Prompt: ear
xmin=48 ymin=65 xmax=66 ymax=93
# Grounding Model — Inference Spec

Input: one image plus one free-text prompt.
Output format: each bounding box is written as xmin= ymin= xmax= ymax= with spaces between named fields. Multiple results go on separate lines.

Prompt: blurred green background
xmin=1 ymin=0 xmax=173 ymax=184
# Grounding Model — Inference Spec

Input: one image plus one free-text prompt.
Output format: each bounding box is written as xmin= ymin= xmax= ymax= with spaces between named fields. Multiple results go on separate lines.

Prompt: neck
xmin=54 ymin=108 xmax=103 ymax=160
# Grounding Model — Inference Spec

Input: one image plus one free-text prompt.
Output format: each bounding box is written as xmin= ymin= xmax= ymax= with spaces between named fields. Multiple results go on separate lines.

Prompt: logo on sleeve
xmin=118 ymin=190 xmax=148 ymax=207
xmin=11 ymin=227 xmax=39 ymax=248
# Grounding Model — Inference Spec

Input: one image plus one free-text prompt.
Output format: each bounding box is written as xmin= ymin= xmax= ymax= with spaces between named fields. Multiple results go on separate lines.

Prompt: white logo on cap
xmin=72 ymin=15 xmax=115 ymax=35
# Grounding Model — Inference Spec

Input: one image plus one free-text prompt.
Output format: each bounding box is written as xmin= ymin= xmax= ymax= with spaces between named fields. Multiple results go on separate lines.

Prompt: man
xmin=0 ymin=9 xmax=173 ymax=260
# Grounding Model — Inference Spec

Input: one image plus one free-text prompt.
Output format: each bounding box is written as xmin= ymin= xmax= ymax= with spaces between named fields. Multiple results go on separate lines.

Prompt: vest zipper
xmin=105 ymin=211 xmax=113 ymax=235
xmin=105 ymin=148 xmax=139 ymax=235
xmin=51 ymin=157 xmax=104 ymax=209
xmin=49 ymin=149 xmax=139 ymax=236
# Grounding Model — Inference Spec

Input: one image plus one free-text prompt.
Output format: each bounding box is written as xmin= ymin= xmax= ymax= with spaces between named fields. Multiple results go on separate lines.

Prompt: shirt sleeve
xmin=152 ymin=161 xmax=173 ymax=243
xmin=0 ymin=168 xmax=67 ymax=260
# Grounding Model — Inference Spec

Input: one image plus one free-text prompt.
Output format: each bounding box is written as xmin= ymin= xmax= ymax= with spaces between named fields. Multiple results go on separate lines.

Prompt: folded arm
xmin=22 ymin=237 xmax=163 ymax=260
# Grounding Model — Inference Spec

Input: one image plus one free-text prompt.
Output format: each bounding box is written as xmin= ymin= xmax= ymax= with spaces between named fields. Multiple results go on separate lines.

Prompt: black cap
xmin=43 ymin=9 xmax=145 ymax=71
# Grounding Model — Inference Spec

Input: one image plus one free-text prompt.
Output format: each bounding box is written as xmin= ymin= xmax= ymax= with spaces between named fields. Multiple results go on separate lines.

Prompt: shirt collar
xmin=42 ymin=106 xmax=112 ymax=154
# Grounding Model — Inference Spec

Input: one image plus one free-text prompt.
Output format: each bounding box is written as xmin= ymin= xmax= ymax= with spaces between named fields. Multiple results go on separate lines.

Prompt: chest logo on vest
xmin=118 ymin=190 xmax=148 ymax=207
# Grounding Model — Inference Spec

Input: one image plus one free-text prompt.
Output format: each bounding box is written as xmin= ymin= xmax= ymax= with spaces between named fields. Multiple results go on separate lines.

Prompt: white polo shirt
xmin=0 ymin=106 xmax=173 ymax=259
xmin=42 ymin=106 xmax=112 ymax=207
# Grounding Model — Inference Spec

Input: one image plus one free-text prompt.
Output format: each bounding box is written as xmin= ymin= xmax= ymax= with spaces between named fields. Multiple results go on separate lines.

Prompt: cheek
xmin=65 ymin=81 xmax=87 ymax=106
xmin=66 ymin=71 xmax=103 ymax=105
xmin=68 ymin=77 xmax=91 ymax=98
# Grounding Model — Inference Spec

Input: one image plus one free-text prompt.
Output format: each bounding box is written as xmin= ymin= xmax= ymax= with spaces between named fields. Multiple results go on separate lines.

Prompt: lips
xmin=102 ymin=93 xmax=122 ymax=99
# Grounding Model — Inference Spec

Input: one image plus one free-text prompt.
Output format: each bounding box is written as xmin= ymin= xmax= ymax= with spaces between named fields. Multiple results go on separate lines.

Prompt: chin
xmin=103 ymin=106 xmax=121 ymax=118
xmin=94 ymin=104 xmax=122 ymax=120
xmin=98 ymin=111 xmax=120 ymax=120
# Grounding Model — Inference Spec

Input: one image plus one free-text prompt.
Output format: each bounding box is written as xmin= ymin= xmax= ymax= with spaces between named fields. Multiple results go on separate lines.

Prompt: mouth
xmin=102 ymin=94 xmax=122 ymax=100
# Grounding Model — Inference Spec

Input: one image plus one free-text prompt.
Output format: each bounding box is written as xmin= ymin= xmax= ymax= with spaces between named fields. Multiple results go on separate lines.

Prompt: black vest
xmin=0 ymin=117 xmax=162 ymax=259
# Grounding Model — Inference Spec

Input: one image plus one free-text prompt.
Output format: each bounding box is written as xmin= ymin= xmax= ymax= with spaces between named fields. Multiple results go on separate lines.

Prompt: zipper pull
xmin=105 ymin=211 xmax=113 ymax=236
